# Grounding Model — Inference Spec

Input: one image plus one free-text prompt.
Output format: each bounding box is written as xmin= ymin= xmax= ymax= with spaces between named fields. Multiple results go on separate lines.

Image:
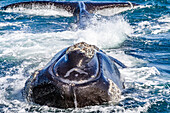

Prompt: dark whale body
xmin=23 ymin=42 xmax=126 ymax=108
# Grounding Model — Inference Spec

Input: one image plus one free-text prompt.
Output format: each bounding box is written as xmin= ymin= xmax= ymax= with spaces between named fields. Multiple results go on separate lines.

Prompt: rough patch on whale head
xmin=66 ymin=42 xmax=99 ymax=59
xmin=108 ymin=79 xmax=121 ymax=103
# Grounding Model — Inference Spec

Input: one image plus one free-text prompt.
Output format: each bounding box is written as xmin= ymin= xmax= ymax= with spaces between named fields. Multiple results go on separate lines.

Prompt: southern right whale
xmin=23 ymin=42 xmax=126 ymax=108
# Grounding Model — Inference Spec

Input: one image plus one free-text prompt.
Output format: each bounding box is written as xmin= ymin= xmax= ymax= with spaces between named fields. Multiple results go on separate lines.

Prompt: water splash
xmin=54 ymin=15 xmax=133 ymax=49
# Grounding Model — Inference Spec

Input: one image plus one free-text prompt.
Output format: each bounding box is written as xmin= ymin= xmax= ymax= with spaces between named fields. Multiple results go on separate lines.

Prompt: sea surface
xmin=0 ymin=0 xmax=169 ymax=112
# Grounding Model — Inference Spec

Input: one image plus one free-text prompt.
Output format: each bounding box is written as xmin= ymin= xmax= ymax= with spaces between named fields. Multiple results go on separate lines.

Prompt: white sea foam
xmin=107 ymin=50 xmax=147 ymax=68
xmin=0 ymin=22 xmax=22 ymax=27
xmin=120 ymin=67 xmax=160 ymax=84
xmin=0 ymin=31 xmax=71 ymax=57
xmin=133 ymin=14 xmax=170 ymax=36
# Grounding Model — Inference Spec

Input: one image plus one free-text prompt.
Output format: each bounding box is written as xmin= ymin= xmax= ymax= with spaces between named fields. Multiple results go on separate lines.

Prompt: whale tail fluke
xmin=1 ymin=1 xmax=139 ymax=16
xmin=1 ymin=1 xmax=139 ymax=29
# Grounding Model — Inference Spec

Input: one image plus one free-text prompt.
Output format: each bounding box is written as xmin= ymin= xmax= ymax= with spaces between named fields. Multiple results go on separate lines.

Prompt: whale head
xmin=23 ymin=42 xmax=123 ymax=108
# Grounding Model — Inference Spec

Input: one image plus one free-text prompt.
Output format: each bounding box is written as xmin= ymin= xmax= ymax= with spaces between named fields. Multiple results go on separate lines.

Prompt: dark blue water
xmin=0 ymin=0 xmax=169 ymax=112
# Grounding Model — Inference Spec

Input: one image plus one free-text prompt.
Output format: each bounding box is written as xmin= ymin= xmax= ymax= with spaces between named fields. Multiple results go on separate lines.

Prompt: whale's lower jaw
xmin=25 ymin=77 xmax=121 ymax=108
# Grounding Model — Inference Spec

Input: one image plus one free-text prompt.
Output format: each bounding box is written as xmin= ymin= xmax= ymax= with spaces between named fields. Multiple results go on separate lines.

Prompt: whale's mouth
xmin=52 ymin=42 xmax=100 ymax=85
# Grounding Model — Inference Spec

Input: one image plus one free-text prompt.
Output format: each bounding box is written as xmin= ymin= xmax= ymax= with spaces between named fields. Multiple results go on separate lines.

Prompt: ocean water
xmin=0 ymin=0 xmax=169 ymax=112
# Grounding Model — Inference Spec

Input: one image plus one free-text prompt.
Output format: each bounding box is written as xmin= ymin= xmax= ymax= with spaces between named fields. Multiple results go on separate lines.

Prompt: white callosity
xmin=108 ymin=79 xmax=121 ymax=103
xmin=64 ymin=67 xmax=88 ymax=78
xmin=66 ymin=42 xmax=99 ymax=59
